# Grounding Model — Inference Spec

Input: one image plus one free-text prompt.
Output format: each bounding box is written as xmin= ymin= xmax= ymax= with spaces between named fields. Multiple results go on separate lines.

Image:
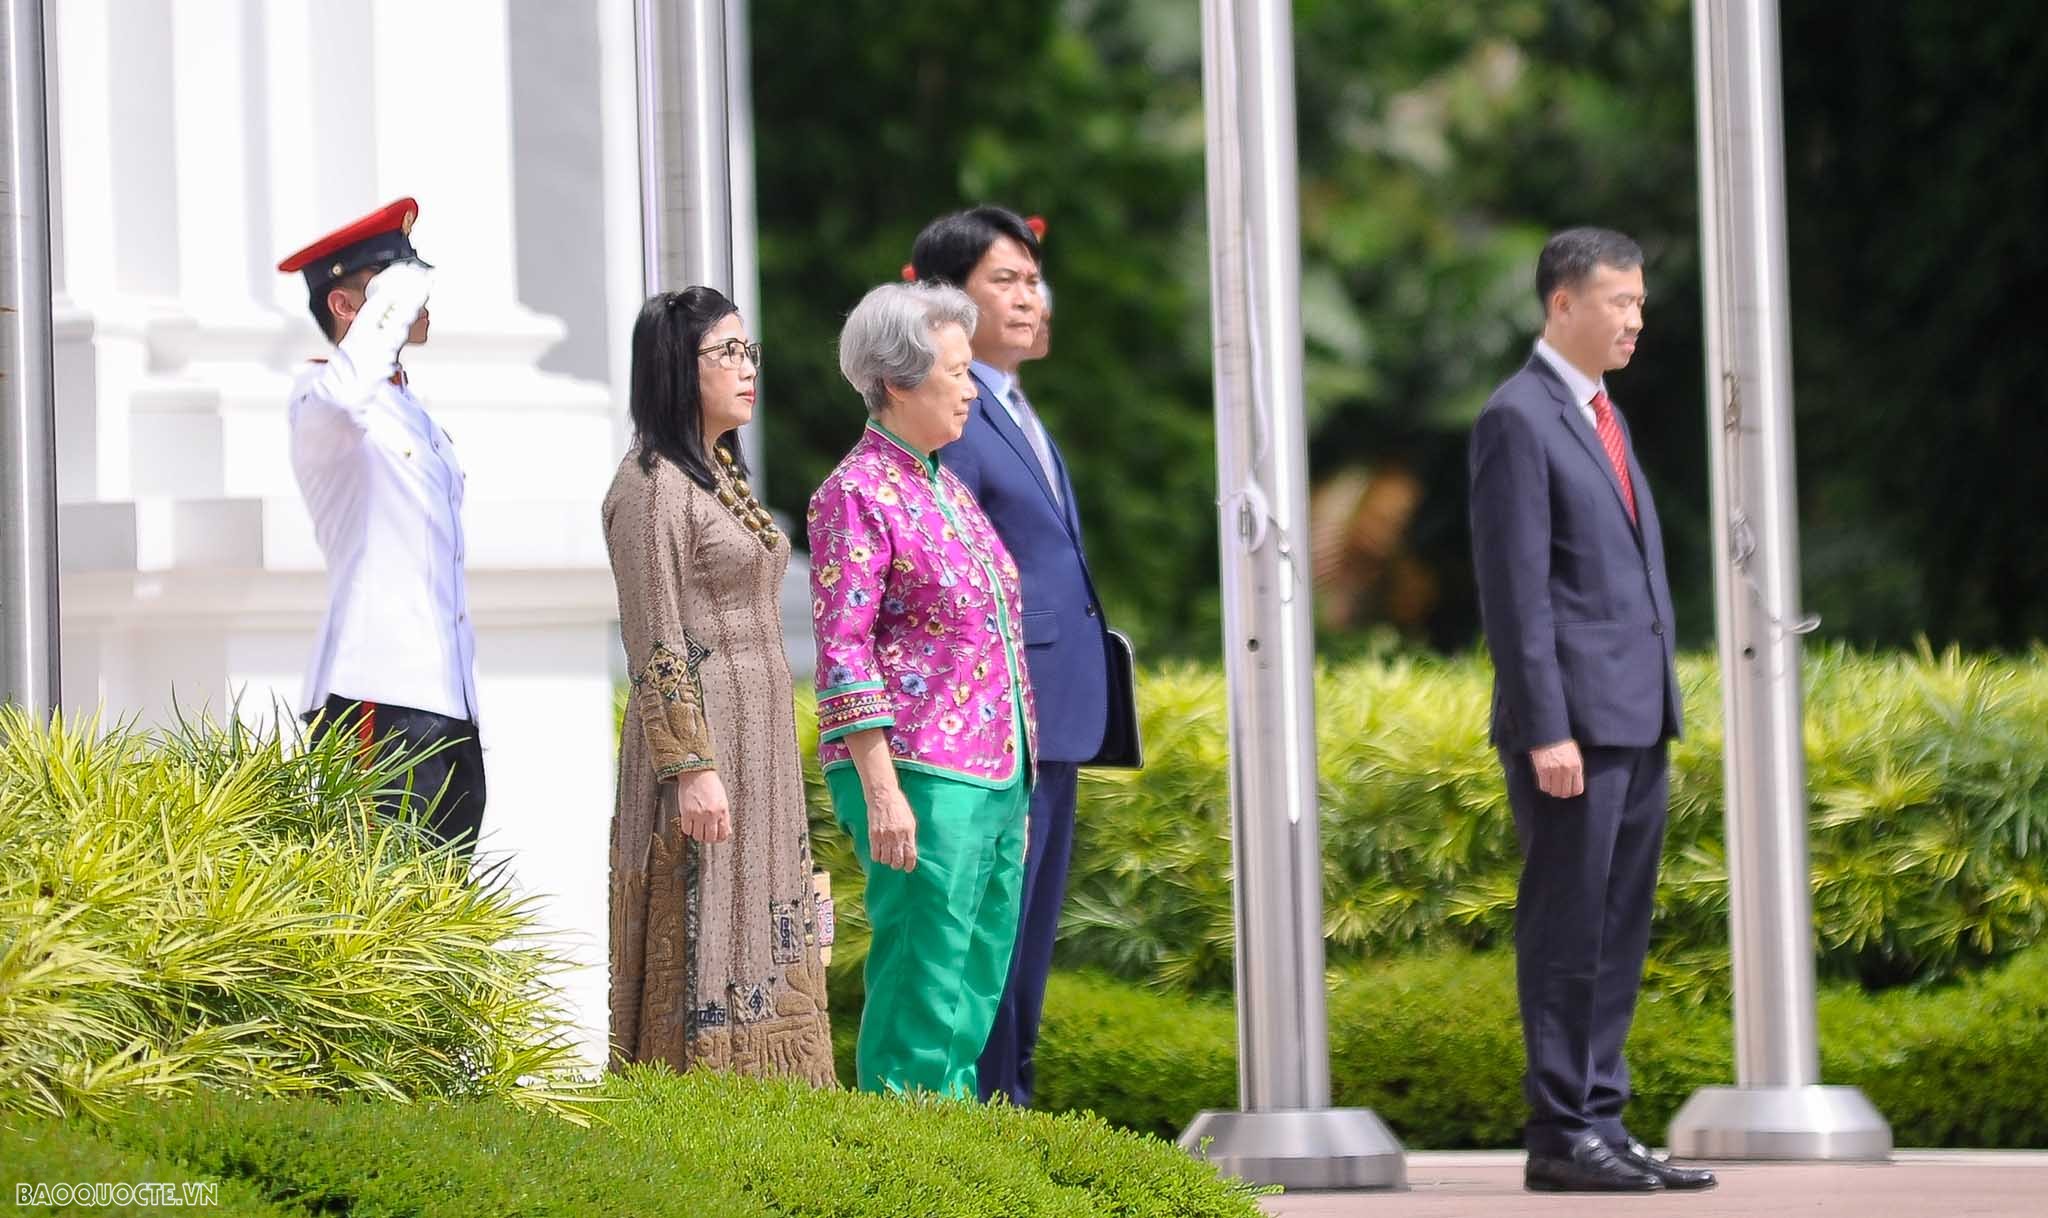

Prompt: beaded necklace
xmin=714 ymin=445 xmax=781 ymax=548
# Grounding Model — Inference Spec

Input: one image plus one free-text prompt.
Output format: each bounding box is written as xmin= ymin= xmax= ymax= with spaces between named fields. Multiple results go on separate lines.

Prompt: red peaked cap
xmin=277 ymin=197 xmax=431 ymax=295
xmin=901 ymin=214 xmax=1046 ymax=282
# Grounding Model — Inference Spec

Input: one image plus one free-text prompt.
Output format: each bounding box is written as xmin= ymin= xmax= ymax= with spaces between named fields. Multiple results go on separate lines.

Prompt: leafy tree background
xmin=750 ymin=0 xmax=2048 ymax=659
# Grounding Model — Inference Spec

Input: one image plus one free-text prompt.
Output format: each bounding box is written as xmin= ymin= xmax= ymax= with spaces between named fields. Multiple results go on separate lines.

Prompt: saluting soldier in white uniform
xmin=277 ymin=198 xmax=485 ymax=853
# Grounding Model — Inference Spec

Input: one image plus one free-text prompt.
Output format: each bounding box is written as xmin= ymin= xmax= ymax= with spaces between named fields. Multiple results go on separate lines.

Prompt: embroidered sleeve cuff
xmin=639 ymin=694 xmax=717 ymax=777
xmin=817 ymin=678 xmax=885 ymax=699
xmin=634 ymin=637 xmax=717 ymax=780
xmin=657 ymin=756 xmax=717 ymax=779
xmin=817 ymin=684 xmax=894 ymax=742
xmin=818 ymin=714 xmax=894 ymax=744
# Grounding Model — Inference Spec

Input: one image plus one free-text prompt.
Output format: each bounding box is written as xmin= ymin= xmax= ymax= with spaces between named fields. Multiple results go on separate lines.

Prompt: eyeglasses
xmin=697 ymin=338 xmax=763 ymax=370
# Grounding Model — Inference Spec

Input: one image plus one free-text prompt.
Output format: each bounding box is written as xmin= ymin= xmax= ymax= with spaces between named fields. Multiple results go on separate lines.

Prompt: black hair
xmin=1536 ymin=228 xmax=1644 ymax=315
xmin=909 ymin=205 xmax=1042 ymax=288
xmin=629 ymin=287 xmax=749 ymax=488
xmin=309 ymin=265 xmax=384 ymax=342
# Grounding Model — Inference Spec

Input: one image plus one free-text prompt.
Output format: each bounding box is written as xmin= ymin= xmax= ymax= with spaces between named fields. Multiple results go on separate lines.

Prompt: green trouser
xmin=827 ymin=764 xmax=1027 ymax=1098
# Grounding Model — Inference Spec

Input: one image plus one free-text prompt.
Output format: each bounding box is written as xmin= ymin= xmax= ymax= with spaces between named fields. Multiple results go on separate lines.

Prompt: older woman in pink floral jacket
xmin=808 ymin=281 xmax=1035 ymax=1098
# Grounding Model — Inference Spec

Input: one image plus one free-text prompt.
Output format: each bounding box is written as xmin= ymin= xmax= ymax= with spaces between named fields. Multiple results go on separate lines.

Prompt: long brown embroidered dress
xmin=602 ymin=445 xmax=836 ymax=1084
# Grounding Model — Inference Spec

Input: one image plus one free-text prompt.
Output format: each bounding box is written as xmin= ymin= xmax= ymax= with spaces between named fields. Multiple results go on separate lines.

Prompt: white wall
xmin=46 ymin=0 xmax=636 ymax=1071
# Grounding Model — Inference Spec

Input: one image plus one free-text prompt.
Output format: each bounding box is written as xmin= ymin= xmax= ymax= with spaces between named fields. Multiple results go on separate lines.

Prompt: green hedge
xmin=1062 ymin=644 xmax=2048 ymax=998
xmin=0 ymin=709 xmax=583 ymax=1119
xmin=794 ymin=645 xmax=2048 ymax=1007
xmin=1025 ymin=945 xmax=2048 ymax=1148
xmin=6 ymin=1070 xmax=1265 ymax=1218
xmin=0 ymin=1122 xmax=288 ymax=1216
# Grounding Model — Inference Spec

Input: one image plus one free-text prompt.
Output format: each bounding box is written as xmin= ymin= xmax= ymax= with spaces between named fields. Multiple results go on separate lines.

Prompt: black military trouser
xmin=305 ymin=695 xmax=487 ymax=856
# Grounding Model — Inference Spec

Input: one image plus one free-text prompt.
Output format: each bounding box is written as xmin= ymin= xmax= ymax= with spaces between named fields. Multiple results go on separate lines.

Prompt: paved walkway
xmin=1259 ymin=1151 xmax=2048 ymax=1218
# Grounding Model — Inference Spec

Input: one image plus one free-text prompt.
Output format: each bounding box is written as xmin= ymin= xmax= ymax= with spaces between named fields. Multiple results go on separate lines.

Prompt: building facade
xmin=45 ymin=0 xmax=802 ymax=1070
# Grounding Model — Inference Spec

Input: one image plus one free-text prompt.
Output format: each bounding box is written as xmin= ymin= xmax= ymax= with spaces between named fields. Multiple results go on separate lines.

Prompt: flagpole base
xmin=1667 ymin=1085 xmax=1892 ymax=1161
xmin=1179 ymin=1108 xmax=1407 ymax=1191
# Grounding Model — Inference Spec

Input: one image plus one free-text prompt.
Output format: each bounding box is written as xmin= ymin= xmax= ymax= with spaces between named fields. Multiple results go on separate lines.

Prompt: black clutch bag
xmin=1085 ymin=629 xmax=1144 ymax=769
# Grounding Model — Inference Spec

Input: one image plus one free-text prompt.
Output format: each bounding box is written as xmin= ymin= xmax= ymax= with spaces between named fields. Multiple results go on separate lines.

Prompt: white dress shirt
xmin=290 ymin=262 xmax=478 ymax=722
xmin=1534 ymin=336 xmax=1606 ymax=428
xmin=969 ymin=359 xmax=1062 ymax=504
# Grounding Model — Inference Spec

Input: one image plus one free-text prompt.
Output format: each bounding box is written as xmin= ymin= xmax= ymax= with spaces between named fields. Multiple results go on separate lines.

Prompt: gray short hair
xmin=837 ymin=282 xmax=979 ymax=415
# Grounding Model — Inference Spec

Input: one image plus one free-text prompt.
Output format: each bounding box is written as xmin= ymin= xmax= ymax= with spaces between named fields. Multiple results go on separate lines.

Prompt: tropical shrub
xmin=790 ymin=646 xmax=2048 ymax=1004
xmin=0 ymin=708 xmax=583 ymax=1119
xmin=1051 ymin=644 xmax=2048 ymax=999
xmin=6 ymin=1070 xmax=1267 ymax=1218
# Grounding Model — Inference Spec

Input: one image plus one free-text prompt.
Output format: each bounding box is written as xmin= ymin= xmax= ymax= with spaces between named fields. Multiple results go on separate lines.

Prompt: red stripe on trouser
xmin=356 ymin=702 xmax=378 ymax=835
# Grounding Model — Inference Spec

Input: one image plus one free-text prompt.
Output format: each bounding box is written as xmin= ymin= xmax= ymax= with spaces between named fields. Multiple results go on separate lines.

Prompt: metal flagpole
xmin=1666 ymin=0 xmax=1888 ymax=1161
xmin=1177 ymin=0 xmax=1403 ymax=1189
xmin=721 ymin=0 xmax=764 ymax=486
xmin=1 ymin=0 xmax=62 ymax=716
xmin=636 ymin=0 xmax=763 ymax=482
xmin=634 ymin=0 xmax=733 ymax=295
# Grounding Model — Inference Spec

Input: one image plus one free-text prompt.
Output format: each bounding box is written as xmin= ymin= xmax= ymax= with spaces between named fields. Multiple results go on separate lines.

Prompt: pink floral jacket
xmin=808 ymin=422 xmax=1036 ymax=788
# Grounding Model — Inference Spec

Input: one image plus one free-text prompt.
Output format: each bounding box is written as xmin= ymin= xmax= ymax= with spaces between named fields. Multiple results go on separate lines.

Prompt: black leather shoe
xmin=1616 ymin=1139 xmax=1719 ymax=1190
xmin=1525 ymin=1133 xmax=1663 ymax=1192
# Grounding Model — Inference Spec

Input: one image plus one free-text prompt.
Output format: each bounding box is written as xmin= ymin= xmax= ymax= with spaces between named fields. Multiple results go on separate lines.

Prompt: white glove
xmin=301 ymin=260 xmax=434 ymax=419
xmin=336 ymin=260 xmax=432 ymax=373
xmin=361 ymin=260 xmax=433 ymax=323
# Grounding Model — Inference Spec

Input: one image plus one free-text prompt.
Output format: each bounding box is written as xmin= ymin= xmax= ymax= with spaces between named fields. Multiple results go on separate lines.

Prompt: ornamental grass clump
xmin=0 ymin=707 xmax=584 ymax=1119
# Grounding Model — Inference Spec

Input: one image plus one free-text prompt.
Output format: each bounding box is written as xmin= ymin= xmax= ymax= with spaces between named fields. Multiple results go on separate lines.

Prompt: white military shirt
xmin=290 ymin=262 xmax=478 ymax=722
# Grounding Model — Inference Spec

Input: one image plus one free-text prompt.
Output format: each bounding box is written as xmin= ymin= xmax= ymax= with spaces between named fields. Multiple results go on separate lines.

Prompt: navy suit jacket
xmin=940 ymin=370 xmax=1110 ymax=763
xmin=1468 ymin=355 xmax=1683 ymax=754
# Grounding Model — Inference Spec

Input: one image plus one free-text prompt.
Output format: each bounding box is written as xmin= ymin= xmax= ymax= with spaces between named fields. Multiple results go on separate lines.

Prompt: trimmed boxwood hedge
xmin=1027 ymin=945 xmax=2048 ymax=1148
xmin=0 ymin=1122 xmax=289 ymax=1216
xmin=4 ymin=1069 xmax=1266 ymax=1217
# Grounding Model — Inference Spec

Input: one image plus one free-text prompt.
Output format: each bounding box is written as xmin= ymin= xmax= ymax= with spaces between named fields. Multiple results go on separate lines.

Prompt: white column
xmin=264 ymin=0 xmax=377 ymax=333
xmin=368 ymin=0 xmax=560 ymax=364
xmin=167 ymin=0 xmax=277 ymax=344
xmin=47 ymin=0 xmax=619 ymax=1066
xmin=359 ymin=0 xmax=613 ymax=507
xmin=46 ymin=0 xmax=206 ymax=726
xmin=245 ymin=0 xmax=378 ymax=509
xmin=143 ymin=0 xmax=294 ymax=504
xmin=364 ymin=0 xmax=616 ymax=1070
xmin=46 ymin=0 xmax=170 ymax=502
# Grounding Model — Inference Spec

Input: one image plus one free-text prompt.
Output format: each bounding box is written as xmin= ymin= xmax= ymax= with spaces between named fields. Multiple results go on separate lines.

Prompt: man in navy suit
xmin=1469 ymin=228 xmax=1715 ymax=1193
xmin=912 ymin=206 xmax=1110 ymax=1107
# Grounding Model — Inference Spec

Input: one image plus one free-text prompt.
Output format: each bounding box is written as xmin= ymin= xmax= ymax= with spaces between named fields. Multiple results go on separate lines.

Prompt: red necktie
xmin=1590 ymin=390 xmax=1637 ymax=524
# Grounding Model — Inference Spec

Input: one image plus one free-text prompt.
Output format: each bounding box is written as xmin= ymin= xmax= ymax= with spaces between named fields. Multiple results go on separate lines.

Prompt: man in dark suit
xmin=912 ymin=206 xmax=1110 ymax=1107
xmin=1469 ymin=228 xmax=1716 ymax=1193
